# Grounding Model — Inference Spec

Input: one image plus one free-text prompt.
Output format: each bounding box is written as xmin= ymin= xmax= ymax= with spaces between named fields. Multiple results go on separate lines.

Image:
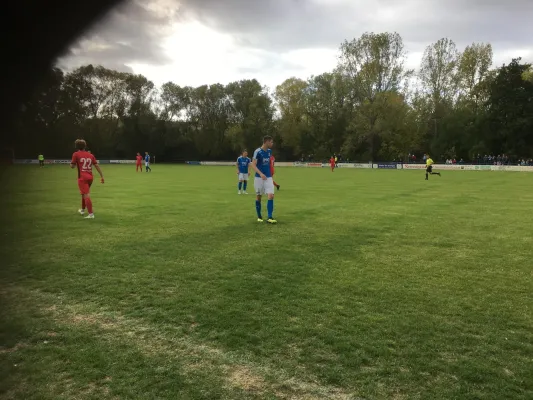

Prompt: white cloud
xmin=61 ymin=0 xmax=533 ymax=89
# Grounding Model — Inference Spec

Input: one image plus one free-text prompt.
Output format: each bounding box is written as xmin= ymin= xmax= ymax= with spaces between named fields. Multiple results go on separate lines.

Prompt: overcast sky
xmin=58 ymin=0 xmax=533 ymax=89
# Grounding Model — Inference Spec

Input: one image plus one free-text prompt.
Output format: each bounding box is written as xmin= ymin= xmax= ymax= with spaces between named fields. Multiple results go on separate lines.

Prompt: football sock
xmin=238 ymin=182 xmax=243 ymax=191
xmin=267 ymin=199 xmax=274 ymax=219
xmin=81 ymin=198 xmax=86 ymax=210
xmin=85 ymin=198 xmax=93 ymax=214
xmin=425 ymin=173 xmax=429 ymax=179
xmin=255 ymin=200 xmax=262 ymax=218
xmin=243 ymin=181 xmax=247 ymax=191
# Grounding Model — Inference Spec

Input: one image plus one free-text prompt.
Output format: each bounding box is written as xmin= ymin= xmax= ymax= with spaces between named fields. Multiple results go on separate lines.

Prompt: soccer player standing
xmin=145 ymin=152 xmax=152 ymax=172
xmin=330 ymin=156 xmax=335 ymax=172
xmin=38 ymin=153 xmax=44 ymax=168
xmin=251 ymin=136 xmax=276 ymax=224
xmin=236 ymin=150 xmax=251 ymax=194
xmin=70 ymin=139 xmax=104 ymax=219
xmin=425 ymin=154 xmax=441 ymax=180
xmin=136 ymin=152 xmax=143 ymax=172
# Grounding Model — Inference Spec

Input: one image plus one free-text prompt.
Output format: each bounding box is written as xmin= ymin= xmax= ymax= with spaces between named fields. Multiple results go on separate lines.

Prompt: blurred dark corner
xmin=0 ymin=0 xmax=123 ymax=141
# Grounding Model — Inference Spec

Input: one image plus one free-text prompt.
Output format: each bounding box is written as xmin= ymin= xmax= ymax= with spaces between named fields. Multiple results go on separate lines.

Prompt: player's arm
xmin=92 ymin=156 xmax=105 ymax=183
xmin=236 ymin=159 xmax=240 ymax=174
xmin=94 ymin=164 xmax=105 ymax=183
xmin=70 ymin=154 xmax=76 ymax=169
xmin=250 ymin=158 xmax=266 ymax=179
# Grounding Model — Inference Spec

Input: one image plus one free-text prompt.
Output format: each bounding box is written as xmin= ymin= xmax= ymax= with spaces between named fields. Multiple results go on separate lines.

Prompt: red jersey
xmin=71 ymin=150 xmax=97 ymax=178
xmin=330 ymin=157 xmax=335 ymax=165
xmin=136 ymin=155 xmax=142 ymax=164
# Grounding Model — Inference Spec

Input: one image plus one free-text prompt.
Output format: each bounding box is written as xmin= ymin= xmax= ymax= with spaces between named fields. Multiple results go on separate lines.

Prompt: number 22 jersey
xmin=71 ymin=150 xmax=98 ymax=179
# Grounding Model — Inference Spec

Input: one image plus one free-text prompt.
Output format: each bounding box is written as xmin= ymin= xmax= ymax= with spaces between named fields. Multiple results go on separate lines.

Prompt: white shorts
xmin=145 ymin=162 xmax=150 ymax=167
xmin=254 ymin=177 xmax=275 ymax=196
xmin=238 ymin=173 xmax=248 ymax=181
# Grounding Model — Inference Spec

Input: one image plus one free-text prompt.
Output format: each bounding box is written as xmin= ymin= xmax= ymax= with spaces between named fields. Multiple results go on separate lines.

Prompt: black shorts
xmin=39 ymin=160 xmax=44 ymax=166
xmin=426 ymin=165 xmax=432 ymax=173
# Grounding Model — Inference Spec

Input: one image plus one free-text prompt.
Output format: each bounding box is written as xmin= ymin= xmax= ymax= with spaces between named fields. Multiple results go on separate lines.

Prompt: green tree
xmin=485 ymin=58 xmax=533 ymax=157
xmin=338 ymin=32 xmax=413 ymax=160
xmin=274 ymin=77 xmax=309 ymax=157
xmin=225 ymin=79 xmax=274 ymax=153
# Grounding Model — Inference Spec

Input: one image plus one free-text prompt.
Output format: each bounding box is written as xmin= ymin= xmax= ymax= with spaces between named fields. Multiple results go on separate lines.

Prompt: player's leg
xmin=78 ymin=178 xmax=94 ymax=218
xmin=238 ymin=173 xmax=243 ymax=194
xmin=254 ymin=177 xmax=263 ymax=221
xmin=84 ymin=179 xmax=95 ymax=218
xmin=266 ymin=178 xmax=276 ymax=224
xmin=243 ymin=174 xmax=248 ymax=194
xmin=79 ymin=195 xmax=86 ymax=215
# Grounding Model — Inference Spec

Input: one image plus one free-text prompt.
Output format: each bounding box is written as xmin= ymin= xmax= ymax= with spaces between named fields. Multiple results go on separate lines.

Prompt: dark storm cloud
xmin=58 ymin=0 xmax=180 ymax=71
xmin=180 ymin=0 xmax=533 ymax=54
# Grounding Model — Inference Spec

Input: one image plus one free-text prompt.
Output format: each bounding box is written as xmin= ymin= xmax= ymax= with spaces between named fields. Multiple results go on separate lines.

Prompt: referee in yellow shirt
xmin=425 ymin=154 xmax=441 ymax=180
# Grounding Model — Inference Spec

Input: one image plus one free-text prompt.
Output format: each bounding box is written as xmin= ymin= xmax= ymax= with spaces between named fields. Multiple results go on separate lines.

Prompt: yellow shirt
xmin=426 ymin=158 xmax=434 ymax=166
xmin=334 ymin=157 xmax=338 ymax=162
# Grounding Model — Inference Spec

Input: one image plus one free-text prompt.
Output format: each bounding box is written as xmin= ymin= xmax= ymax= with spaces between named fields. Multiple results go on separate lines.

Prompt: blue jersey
xmin=252 ymin=147 xmax=272 ymax=178
xmin=145 ymin=155 xmax=150 ymax=163
xmin=236 ymin=156 xmax=251 ymax=173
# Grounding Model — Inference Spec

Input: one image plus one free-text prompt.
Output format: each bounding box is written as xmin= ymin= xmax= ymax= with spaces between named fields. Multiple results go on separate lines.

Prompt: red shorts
xmin=77 ymin=174 xmax=93 ymax=195
xmin=136 ymin=162 xmax=142 ymax=166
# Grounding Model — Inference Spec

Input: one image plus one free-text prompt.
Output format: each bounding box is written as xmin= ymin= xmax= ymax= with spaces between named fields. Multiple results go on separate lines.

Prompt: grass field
xmin=1 ymin=164 xmax=532 ymax=400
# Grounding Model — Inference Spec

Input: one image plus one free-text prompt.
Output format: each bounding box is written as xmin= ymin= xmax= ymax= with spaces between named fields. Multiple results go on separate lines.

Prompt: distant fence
xmin=187 ymin=160 xmax=533 ymax=172
xmin=13 ymin=159 xmax=533 ymax=172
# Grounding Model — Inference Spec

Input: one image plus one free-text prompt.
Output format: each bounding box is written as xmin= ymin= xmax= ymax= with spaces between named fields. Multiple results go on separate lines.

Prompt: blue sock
xmin=267 ymin=199 xmax=274 ymax=219
xmin=238 ymin=182 xmax=243 ymax=191
xmin=243 ymin=181 xmax=247 ymax=191
xmin=255 ymin=200 xmax=262 ymax=218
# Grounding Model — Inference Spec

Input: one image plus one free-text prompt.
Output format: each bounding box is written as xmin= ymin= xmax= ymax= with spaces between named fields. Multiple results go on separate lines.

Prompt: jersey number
xmin=80 ymin=158 xmax=92 ymax=170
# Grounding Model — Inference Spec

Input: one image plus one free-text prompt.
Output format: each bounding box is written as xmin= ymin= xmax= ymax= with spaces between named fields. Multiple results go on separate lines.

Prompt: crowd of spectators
xmin=473 ymin=154 xmax=511 ymax=165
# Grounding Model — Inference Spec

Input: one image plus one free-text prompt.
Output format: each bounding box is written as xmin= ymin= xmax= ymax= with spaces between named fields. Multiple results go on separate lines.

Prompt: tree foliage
xmin=12 ymin=33 xmax=533 ymax=162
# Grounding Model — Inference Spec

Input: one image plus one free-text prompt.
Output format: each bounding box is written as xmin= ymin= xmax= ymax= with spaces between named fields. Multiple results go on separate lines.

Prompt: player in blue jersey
xmin=250 ymin=136 xmax=276 ymax=224
xmin=145 ymin=152 xmax=152 ymax=172
xmin=236 ymin=150 xmax=251 ymax=194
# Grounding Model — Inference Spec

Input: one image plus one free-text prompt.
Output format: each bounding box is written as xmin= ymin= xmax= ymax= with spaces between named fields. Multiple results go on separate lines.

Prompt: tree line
xmin=7 ymin=32 xmax=533 ymax=162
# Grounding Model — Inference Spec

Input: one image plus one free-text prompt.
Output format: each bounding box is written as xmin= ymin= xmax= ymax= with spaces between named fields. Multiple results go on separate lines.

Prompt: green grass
xmin=1 ymin=165 xmax=532 ymax=400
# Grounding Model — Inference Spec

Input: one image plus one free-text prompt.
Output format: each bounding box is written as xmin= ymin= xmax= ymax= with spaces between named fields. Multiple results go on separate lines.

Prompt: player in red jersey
xmin=330 ymin=156 xmax=335 ymax=172
xmin=70 ymin=139 xmax=104 ymax=219
xmin=136 ymin=152 xmax=143 ymax=172
xmin=270 ymin=152 xmax=280 ymax=191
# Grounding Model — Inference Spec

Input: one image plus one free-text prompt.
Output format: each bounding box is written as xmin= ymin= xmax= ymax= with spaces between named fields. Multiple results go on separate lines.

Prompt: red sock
xmin=81 ymin=198 xmax=86 ymax=210
xmin=85 ymin=198 xmax=93 ymax=214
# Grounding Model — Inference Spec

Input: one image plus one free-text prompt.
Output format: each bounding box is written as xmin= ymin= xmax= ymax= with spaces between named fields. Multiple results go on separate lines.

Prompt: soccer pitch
xmin=1 ymin=165 xmax=532 ymax=399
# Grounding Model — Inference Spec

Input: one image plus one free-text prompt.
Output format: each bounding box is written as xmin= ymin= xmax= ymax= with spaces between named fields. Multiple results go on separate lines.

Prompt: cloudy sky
xmin=59 ymin=0 xmax=533 ymax=89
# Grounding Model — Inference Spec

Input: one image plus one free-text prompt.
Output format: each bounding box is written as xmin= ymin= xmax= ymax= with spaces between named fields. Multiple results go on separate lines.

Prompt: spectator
xmin=452 ymin=158 xmax=457 ymax=164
